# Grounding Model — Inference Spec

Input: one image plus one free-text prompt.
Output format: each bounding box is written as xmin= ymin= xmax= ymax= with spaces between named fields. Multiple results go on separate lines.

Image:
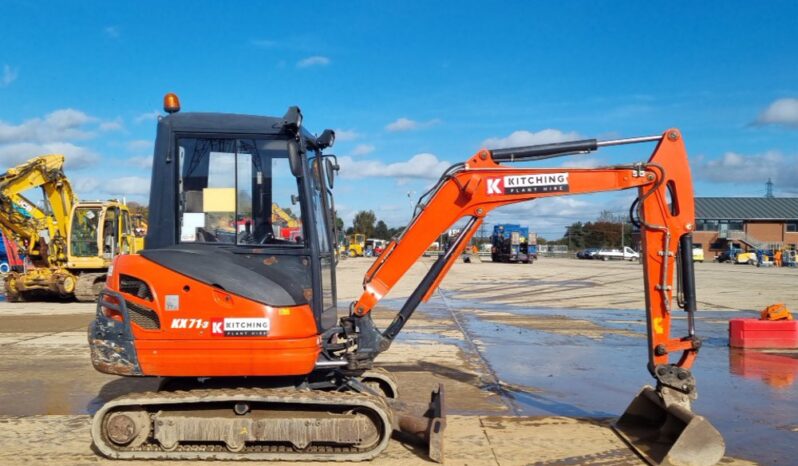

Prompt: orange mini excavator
xmin=89 ymin=95 xmax=725 ymax=465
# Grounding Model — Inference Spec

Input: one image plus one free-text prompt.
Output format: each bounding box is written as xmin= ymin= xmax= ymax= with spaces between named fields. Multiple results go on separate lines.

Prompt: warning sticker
xmin=487 ymin=173 xmax=569 ymax=195
xmin=211 ymin=317 xmax=270 ymax=337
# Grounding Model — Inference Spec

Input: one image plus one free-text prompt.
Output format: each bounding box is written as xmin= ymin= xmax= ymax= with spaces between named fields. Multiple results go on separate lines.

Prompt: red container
xmin=729 ymin=319 xmax=798 ymax=349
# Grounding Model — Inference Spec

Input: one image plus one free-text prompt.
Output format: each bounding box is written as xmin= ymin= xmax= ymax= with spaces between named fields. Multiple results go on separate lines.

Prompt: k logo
xmin=487 ymin=178 xmax=503 ymax=195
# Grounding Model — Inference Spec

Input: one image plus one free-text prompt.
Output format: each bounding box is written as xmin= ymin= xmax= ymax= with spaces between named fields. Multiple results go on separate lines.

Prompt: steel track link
xmin=92 ymin=387 xmax=394 ymax=462
xmin=75 ymin=272 xmax=106 ymax=302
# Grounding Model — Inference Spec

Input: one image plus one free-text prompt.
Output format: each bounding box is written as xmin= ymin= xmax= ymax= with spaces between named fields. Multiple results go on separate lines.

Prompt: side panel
xmin=107 ymin=254 xmax=320 ymax=377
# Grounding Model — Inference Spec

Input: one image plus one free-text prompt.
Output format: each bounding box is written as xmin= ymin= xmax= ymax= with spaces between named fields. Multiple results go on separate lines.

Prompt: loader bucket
xmin=388 ymin=383 xmax=446 ymax=463
xmin=613 ymin=386 xmax=725 ymax=466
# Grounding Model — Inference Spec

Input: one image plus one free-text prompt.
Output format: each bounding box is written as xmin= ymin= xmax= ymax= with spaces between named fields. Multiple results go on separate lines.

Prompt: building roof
xmin=695 ymin=197 xmax=798 ymax=221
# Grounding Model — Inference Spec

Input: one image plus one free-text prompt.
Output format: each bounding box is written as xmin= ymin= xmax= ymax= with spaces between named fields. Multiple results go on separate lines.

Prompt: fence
xmin=537 ymin=244 xmax=571 ymax=257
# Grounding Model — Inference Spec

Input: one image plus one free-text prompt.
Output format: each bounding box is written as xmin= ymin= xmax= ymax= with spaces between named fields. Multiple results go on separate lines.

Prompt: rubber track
xmin=92 ymin=387 xmax=393 ymax=461
xmin=74 ymin=272 xmax=105 ymax=302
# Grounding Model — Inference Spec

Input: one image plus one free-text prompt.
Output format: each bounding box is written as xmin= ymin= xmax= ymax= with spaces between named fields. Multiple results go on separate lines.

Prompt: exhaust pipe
xmin=387 ymin=384 xmax=446 ymax=463
xmin=614 ymin=386 xmax=725 ymax=466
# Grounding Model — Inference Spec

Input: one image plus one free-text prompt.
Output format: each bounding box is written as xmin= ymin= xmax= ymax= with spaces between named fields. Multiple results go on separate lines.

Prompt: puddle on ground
xmin=424 ymin=292 xmax=798 ymax=464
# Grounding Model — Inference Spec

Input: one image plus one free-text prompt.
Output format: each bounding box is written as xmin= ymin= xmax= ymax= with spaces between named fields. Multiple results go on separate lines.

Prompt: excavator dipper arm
xmin=333 ymin=129 xmax=724 ymax=465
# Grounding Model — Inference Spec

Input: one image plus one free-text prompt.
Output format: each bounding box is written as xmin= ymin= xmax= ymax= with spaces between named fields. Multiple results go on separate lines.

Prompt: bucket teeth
xmin=614 ymin=386 xmax=725 ymax=466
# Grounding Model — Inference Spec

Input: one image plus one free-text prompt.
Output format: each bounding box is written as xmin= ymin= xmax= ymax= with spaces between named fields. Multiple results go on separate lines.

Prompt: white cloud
xmin=338 ymin=153 xmax=450 ymax=180
xmin=126 ymin=156 xmax=153 ymax=169
xmin=0 ymin=109 xmax=126 ymax=170
xmin=695 ymin=151 xmax=798 ymax=193
xmin=334 ymin=129 xmax=360 ymax=141
xmin=46 ymin=108 xmax=93 ymax=129
xmin=385 ymin=117 xmax=441 ymax=132
xmin=350 ymin=144 xmax=375 ymax=156
xmin=481 ymin=129 xmax=581 ymax=149
xmin=297 ymin=56 xmax=330 ymax=68
xmin=134 ymin=110 xmax=161 ymax=124
xmin=126 ymin=139 xmax=152 ymax=152
xmin=0 ymin=109 xmax=98 ymax=143
xmin=104 ymin=26 xmax=120 ymax=38
xmin=72 ymin=175 xmax=150 ymax=199
xmin=0 ymin=142 xmax=99 ymax=170
xmin=99 ymin=117 xmax=124 ymax=132
xmin=1 ymin=65 xmax=18 ymax=87
xmin=756 ymin=98 xmax=798 ymax=127
xmin=72 ymin=176 xmax=100 ymax=193
xmin=560 ymin=157 xmax=601 ymax=169
xmin=105 ymin=176 xmax=150 ymax=195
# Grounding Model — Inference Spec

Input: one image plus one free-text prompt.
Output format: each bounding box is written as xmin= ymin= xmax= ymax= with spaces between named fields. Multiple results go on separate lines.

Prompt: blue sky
xmin=1 ymin=1 xmax=797 ymax=238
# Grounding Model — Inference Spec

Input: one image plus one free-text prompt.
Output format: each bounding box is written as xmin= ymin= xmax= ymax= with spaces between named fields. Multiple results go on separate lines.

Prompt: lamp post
xmin=406 ymin=191 xmax=416 ymax=215
xmin=620 ymin=216 xmax=624 ymax=250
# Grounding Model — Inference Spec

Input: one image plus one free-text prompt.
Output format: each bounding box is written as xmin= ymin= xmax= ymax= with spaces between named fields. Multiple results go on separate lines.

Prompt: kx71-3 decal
xmin=170 ymin=317 xmax=271 ymax=337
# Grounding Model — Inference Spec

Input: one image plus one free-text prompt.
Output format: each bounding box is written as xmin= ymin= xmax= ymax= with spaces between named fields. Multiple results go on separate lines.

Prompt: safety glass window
xmin=309 ymin=156 xmax=331 ymax=253
xmin=177 ymin=137 xmax=303 ymax=246
xmin=70 ymin=207 xmax=101 ymax=257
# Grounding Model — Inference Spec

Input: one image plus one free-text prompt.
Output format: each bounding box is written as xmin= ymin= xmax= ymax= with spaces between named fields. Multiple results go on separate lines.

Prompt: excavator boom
xmin=0 ymin=154 xmax=76 ymax=266
xmin=330 ymin=129 xmax=723 ymax=465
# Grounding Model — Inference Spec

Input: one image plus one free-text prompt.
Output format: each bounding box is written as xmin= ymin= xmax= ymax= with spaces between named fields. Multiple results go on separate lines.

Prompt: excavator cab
xmin=89 ymin=102 xmax=421 ymax=461
xmin=136 ymin=106 xmax=341 ymax=334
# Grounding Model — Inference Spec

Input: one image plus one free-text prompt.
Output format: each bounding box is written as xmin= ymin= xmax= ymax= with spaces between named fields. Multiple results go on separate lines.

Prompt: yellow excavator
xmin=0 ymin=154 xmax=141 ymax=302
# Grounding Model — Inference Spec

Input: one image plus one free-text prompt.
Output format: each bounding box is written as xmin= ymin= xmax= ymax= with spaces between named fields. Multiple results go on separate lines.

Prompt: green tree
xmin=352 ymin=210 xmax=376 ymax=237
xmin=374 ymin=220 xmax=390 ymax=240
xmin=126 ymin=201 xmax=149 ymax=218
xmin=335 ymin=216 xmax=344 ymax=232
xmin=563 ymin=221 xmax=586 ymax=249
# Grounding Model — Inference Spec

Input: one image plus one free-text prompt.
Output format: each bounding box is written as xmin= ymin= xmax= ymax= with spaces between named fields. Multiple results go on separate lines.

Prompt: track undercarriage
xmin=92 ymin=369 xmax=445 ymax=462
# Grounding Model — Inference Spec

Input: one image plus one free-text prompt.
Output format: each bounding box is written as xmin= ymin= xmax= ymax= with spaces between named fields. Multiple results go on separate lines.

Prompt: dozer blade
xmin=614 ymin=386 xmax=725 ymax=466
xmin=388 ymin=383 xmax=446 ymax=463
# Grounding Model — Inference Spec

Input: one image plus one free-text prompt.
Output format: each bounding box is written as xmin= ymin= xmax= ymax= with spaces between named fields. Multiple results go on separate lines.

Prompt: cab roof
xmin=157 ymin=112 xmax=318 ymax=146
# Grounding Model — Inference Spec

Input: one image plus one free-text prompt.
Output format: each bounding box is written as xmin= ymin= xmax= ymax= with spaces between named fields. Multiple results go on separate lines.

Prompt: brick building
xmin=692 ymin=197 xmax=798 ymax=259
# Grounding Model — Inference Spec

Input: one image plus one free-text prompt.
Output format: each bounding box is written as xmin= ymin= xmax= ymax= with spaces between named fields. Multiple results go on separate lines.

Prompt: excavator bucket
xmin=614 ymin=386 xmax=725 ymax=466
xmin=389 ymin=384 xmax=446 ymax=463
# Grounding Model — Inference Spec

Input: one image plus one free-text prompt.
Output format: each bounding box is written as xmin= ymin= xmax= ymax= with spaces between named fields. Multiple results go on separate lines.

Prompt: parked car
xmin=715 ymin=247 xmax=768 ymax=265
xmin=577 ymin=248 xmax=600 ymax=259
xmin=715 ymin=249 xmax=736 ymax=263
xmin=595 ymin=246 xmax=640 ymax=261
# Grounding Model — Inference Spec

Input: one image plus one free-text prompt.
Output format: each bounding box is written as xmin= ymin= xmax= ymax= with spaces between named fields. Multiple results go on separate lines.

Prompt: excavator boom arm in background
xmin=0 ymin=154 xmax=76 ymax=266
xmin=0 ymin=154 xmax=141 ymax=302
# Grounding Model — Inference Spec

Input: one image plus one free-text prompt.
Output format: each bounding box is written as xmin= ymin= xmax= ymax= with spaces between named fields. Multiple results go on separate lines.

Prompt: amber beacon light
xmin=163 ymin=93 xmax=181 ymax=114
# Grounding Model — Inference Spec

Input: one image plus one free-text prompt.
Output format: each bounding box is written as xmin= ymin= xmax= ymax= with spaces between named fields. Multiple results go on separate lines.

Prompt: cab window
xmin=70 ymin=207 xmax=101 ymax=257
xmin=177 ymin=137 xmax=304 ymax=246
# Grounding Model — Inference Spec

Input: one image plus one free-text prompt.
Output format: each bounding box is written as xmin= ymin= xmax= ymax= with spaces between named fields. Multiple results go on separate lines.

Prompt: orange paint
xmin=108 ymin=254 xmax=320 ymax=377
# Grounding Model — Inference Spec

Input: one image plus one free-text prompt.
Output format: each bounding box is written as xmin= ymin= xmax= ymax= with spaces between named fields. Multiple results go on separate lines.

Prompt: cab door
xmin=309 ymin=156 xmax=337 ymax=330
xmin=120 ymin=209 xmax=134 ymax=254
xmin=102 ymin=207 xmax=120 ymax=259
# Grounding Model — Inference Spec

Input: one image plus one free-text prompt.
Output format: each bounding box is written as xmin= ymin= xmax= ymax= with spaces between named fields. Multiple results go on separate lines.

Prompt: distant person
xmin=775 ymin=249 xmax=782 ymax=267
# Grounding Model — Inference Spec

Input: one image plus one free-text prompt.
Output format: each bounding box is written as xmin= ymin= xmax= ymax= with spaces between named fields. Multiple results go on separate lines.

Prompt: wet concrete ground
xmin=1 ymin=257 xmax=794 ymax=464
xmin=428 ymin=294 xmax=798 ymax=464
